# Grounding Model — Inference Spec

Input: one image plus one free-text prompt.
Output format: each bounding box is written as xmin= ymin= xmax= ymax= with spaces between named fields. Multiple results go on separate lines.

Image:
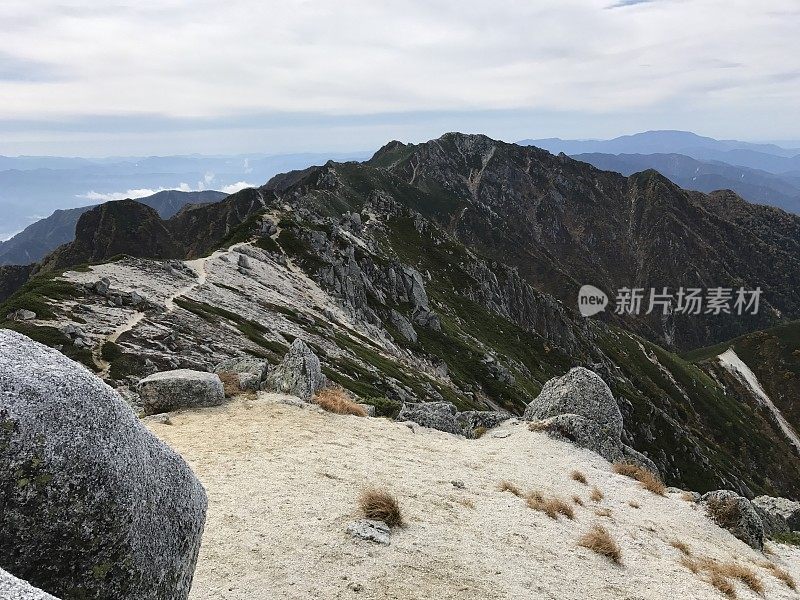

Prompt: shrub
xmin=571 ymin=470 xmax=587 ymax=484
xmin=770 ymin=531 xmax=800 ymax=546
xmin=498 ymin=481 xmax=523 ymax=497
xmin=612 ymin=462 xmax=666 ymax=496
xmin=363 ymin=396 xmax=403 ymax=419
xmin=217 ymin=371 xmax=241 ymax=398
xmin=359 ymin=488 xmax=403 ymax=528
xmin=314 ymin=386 xmax=367 ymax=417
xmin=100 ymin=341 xmax=122 ymax=361
xmin=590 ymin=487 xmax=604 ymax=502
xmin=526 ymin=491 xmax=574 ymax=520
xmin=578 ymin=525 xmax=622 ymax=564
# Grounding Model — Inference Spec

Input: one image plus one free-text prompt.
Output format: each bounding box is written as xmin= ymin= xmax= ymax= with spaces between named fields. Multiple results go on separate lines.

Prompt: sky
xmin=1 ymin=0 xmax=799 ymax=157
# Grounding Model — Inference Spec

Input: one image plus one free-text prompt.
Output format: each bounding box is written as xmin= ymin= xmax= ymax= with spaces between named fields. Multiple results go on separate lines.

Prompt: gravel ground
xmin=147 ymin=393 xmax=800 ymax=600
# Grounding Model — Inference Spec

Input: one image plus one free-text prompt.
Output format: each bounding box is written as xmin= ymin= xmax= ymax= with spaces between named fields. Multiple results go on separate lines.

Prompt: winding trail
xmin=92 ymin=243 xmax=247 ymax=376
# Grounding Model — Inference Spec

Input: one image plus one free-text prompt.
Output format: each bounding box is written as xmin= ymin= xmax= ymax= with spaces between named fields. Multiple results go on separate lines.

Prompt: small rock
xmin=346 ymin=520 xmax=391 ymax=545
xmin=263 ymin=339 xmax=326 ymax=401
xmin=8 ymin=309 xmax=36 ymax=322
xmin=357 ymin=403 xmax=376 ymax=417
xmin=0 ymin=568 xmax=59 ymax=600
xmin=752 ymin=495 xmax=800 ymax=535
xmin=701 ymin=490 xmax=764 ymax=549
xmin=137 ymin=369 xmax=225 ymax=415
xmin=396 ymin=401 xmax=461 ymax=435
xmin=451 ymin=480 xmax=466 ymax=489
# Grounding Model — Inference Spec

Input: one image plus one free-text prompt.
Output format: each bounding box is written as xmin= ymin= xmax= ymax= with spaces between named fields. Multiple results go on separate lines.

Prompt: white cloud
xmin=220 ymin=181 xmax=256 ymax=194
xmin=78 ymin=180 xmax=256 ymax=202
xmin=0 ymin=0 xmax=799 ymax=149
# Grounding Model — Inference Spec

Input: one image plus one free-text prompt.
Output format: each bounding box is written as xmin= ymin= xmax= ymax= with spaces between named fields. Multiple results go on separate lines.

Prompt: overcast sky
xmin=1 ymin=0 xmax=799 ymax=156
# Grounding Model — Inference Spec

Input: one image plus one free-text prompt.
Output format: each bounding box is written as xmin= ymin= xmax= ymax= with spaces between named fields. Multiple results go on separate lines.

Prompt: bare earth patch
xmin=146 ymin=393 xmax=800 ymax=600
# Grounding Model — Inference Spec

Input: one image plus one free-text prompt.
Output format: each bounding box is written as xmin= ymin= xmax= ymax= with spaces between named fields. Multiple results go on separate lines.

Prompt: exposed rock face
xmin=0 ymin=569 xmax=60 ymax=600
xmin=701 ymin=490 xmax=764 ymax=550
xmin=396 ymin=401 xmax=462 ymax=435
xmin=345 ymin=520 xmax=391 ymax=545
xmin=524 ymin=367 xmax=623 ymax=437
xmin=137 ymin=369 xmax=225 ymax=415
xmin=524 ymin=367 xmax=656 ymax=472
xmin=456 ymin=410 xmax=512 ymax=437
xmin=0 ymin=264 xmax=33 ymax=303
xmin=0 ymin=330 xmax=207 ymax=600
xmin=263 ymin=339 xmax=326 ymax=401
xmin=214 ymin=356 xmax=269 ymax=391
xmin=752 ymin=495 xmax=800 ymax=535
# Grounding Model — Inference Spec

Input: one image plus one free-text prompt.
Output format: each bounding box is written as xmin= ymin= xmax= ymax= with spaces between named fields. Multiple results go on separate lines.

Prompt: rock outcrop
xmin=0 ymin=330 xmax=207 ymax=600
xmin=137 ymin=369 xmax=225 ymax=415
xmin=752 ymin=495 xmax=800 ymax=536
xmin=397 ymin=401 xmax=462 ymax=435
xmin=214 ymin=356 xmax=269 ymax=391
xmin=346 ymin=520 xmax=391 ymax=545
xmin=701 ymin=490 xmax=764 ymax=550
xmin=524 ymin=367 xmax=657 ymax=473
xmin=0 ymin=569 xmax=60 ymax=600
xmin=263 ymin=339 xmax=326 ymax=401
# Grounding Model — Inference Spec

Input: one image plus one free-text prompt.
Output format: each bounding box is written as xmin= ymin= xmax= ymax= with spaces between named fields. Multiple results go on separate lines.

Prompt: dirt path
xmin=92 ymin=243 xmax=247 ymax=374
xmin=146 ymin=394 xmax=800 ymax=600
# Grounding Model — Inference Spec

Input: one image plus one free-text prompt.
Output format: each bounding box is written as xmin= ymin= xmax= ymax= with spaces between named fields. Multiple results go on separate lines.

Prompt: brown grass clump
xmin=669 ymin=540 xmax=691 ymax=556
xmin=217 ymin=371 xmax=241 ymax=398
xmin=528 ymin=420 xmax=549 ymax=432
xmin=765 ymin=563 xmax=797 ymax=590
xmin=681 ymin=491 xmax=697 ymax=503
xmin=572 ymin=495 xmax=584 ymax=506
xmin=709 ymin=571 xmax=736 ymax=598
xmin=498 ymin=480 xmax=524 ymax=497
xmin=578 ymin=524 xmax=622 ymax=565
xmin=526 ymin=491 xmax=574 ymax=520
xmin=359 ymin=488 xmax=403 ymax=528
xmin=717 ymin=562 xmax=763 ymax=594
xmin=628 ymin=500 xmax=640 ymax=509
xmin=472 ymin=426 xmax=487 ymax=438
xmin=594 ymin=508 xmax=612 ymax=518
xmin=680 ymin=556 xmax=701 ymax=574
xmin=458 ymin=498 xmax=476 ymax=510
xmin=571 ymin=470 xmax=588 ymax=484
xmin=611 ymin=462 xmax=666 ymax=496
xmin=313 ymin=386 xmax=367 ymax=417
xmin=590 ymin=487 xmax=604 ymax=502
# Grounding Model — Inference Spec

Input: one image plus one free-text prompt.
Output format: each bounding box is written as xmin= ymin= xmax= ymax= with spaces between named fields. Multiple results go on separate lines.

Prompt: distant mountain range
xmin=0 ymin=190 xmax=227 ymax=266
xmin=0 ymin=151 xmax=371 ymax=241
xmin=519 ymin=130 xmax=800 ymax=214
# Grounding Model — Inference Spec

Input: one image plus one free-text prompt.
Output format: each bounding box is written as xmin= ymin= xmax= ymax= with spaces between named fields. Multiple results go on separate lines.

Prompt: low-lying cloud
xmin=79 ymin=181 xmax=256 ymax=203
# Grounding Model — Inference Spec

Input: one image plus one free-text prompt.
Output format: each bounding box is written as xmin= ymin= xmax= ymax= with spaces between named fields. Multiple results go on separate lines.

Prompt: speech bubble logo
xmin=577 ymin=284 xmax=608 ymax=317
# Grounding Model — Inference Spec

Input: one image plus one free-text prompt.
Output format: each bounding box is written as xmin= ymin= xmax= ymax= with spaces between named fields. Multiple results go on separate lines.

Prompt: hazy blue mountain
xmin=572 ymin=152 xmax=800 ymax=214
xmin=0 ymin=190 xmax=226 ymax=265
xmin=0 ymin=151 xmax=370 ymax=239
xmin=519 ymin=130 xmax=800 ymax=173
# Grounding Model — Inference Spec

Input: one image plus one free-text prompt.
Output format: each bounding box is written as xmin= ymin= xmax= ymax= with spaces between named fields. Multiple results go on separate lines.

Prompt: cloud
xmin=220 ymin=181 xmax=256 ymax=194
xmin=0 ymin=1 xmax=799 ymax=152
xmin=78 ymin=180 xmax=256 ymax=202
xmin=606 ymin=0 xmax=659 ymax=8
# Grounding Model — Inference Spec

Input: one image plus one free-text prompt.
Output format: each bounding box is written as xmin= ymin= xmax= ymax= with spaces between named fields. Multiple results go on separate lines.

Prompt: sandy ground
xmin=146 ymin=393 xmax=800 ymax=600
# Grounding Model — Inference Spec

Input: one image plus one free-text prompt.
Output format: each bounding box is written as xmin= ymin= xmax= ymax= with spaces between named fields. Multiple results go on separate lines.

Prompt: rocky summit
xmin=0 ymin=133 xmax=799 ymax=599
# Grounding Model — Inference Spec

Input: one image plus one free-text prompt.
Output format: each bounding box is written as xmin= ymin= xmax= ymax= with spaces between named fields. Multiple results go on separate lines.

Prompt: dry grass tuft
xmin=528 ymin=420 xmax=549 ymax=432
xmin=458 ymin=498 xmax=476 ymax=510
xmin=681 ymin=491 xmax=697 ymax=503
xmin=472 ymin=426 xmax=487 ymax=438
xmin=578 ymin=524 xmax=622 ymax=565
xmin=717 ymin=562 xmax=763 ymax=594
xmin=611 ymin=462 xmax=666 ymax=495
xmin=628 ymin=500 xmax=640 ymax=509
xmin=709 ymin=571 xmax=736 ymax=598
xmin=571 ymin=470 xmax=588 ymax=484
xmin=313 ymin=386 xmax=367 ymax=417
xmin=526 ymin=491 xmax=575 ymax=520
xmin=594 ymin=508 xmax=612 ymax=518
xmin=359 ymin=487 xmax=403 ymax=528
xmin=590 ymin=486 xmax=604 ymax=502
xmin=498 ymin=481 xmax=524 ymax=497
xmin=765 ymin=563 xmax=797 ymax=590
xmin=669 ymin=540 xmax=691 ymax=556
xmin=217 ymin=371 xmax=241 ymax=398
xmin=572 ymin=495 xmax=584 ymax=506
xmin=680 ymin=556 xmax=701 ymax=574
